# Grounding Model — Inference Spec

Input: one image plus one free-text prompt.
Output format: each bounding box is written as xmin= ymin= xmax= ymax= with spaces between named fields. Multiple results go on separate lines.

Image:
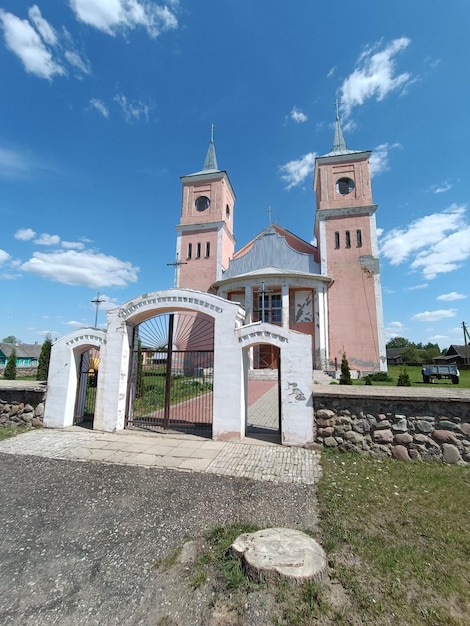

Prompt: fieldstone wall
xmin=313 ymin=395 xmax=470 ymax=464
xmin=0 ymin=385 xmax=46 ymax=428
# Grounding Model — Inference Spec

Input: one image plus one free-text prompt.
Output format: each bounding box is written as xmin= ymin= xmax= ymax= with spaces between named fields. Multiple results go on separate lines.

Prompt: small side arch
xmin=237 ymin=322 xmax=314 ymax=446
xmin=43 ymin=328 xmax=106 ymax=429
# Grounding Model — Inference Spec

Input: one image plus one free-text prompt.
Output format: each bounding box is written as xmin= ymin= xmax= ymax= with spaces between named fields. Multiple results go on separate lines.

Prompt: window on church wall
xmin=334 ymin=231 xmax=340 ymax=249
xmin=345 ymin=230 xmax=351 ymax=248
xmin=187 ymin=243 xmax=192 ymax=259
xmin=196 ymin=242 xmax=201 ymax=258
xmin=205 ymin=242 xmax=210 ymax=257
xmin=254 ymin=293 xmax=282 ymax=325
xmin=356 ymin=229 xmax=362 ymax=247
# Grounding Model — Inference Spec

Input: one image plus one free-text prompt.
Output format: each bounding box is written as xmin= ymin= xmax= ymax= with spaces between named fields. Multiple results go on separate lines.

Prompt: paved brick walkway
xmin=0 ymin=426 xmax=321 ymax=485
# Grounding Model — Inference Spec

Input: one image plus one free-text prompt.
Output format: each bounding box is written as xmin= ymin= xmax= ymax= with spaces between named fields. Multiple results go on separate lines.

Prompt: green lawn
xmin=353 ymin=364 xmax=470 ymax=388
xmin=316 ymin=451 xmax=470 ymax=624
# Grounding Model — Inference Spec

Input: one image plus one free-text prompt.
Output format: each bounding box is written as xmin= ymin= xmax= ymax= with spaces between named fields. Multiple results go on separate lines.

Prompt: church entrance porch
xmin=125 ymin=312 xmax=214 ymax=435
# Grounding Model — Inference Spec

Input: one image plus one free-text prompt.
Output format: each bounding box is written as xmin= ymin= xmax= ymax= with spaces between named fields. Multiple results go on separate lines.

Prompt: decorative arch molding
xmin=115 ymin=288 xmax=244 ymax=327
xmin=44 ymin=327 xmax=106 ymax=429
xmin=236 ymin=321 xmax=291 ymax=348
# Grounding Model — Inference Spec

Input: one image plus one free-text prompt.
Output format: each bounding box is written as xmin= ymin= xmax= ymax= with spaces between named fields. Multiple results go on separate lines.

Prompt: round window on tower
xmin=335 ymin=177 xmax=355 ymax=195
xmin=195 ymin=196 xmax=210 ymax=212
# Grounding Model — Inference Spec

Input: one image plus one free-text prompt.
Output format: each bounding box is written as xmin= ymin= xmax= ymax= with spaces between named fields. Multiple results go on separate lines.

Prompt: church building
xmin=174 ymin=116 xmax=387 ymax=374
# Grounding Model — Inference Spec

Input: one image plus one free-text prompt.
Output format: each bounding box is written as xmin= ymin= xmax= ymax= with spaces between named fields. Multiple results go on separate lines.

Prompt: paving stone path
xmin=0 ymin=427 xmax=322 ymax=485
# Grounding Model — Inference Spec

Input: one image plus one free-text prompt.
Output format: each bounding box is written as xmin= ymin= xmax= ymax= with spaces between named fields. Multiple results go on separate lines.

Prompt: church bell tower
xmin=175 ymin=127 xmax=236 ymax=292
xmin=314 ymin=112 xmax=386 ymax=372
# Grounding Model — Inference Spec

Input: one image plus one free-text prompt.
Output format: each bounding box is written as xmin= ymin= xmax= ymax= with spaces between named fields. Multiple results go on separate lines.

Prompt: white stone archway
xmin=93 ymin=289 xmax=247 ymax=439
xmin=44 ymin=328 xmax=106 ymax=429
xmin=237 ymin=322 xmax=314 ymax=446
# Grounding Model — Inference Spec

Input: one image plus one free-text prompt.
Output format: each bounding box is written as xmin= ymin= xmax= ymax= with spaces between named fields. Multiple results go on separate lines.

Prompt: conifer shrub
xmin=340 ymin=352 xmax=352 ymax=385
xmin=397 ymin=368 xmax=411 ymax=386
xmin=37 ymin=335 xmax=52 ymax=381
xmin=4 ymin=348 xmax=17 ymax=380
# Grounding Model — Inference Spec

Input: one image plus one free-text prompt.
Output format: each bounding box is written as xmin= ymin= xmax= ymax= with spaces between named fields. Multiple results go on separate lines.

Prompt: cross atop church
xmin=266 ymin=206 xmax=273 ymax=225
xmin=167 ymin=253 xmax=187 ymax=288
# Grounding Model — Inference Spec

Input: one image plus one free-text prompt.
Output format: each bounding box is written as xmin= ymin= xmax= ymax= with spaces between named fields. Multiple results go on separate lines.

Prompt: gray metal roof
xmin=0 ymin=342 xmax=42 ymax=359
xmin=222 ymin=227 xmax=320 ymax=279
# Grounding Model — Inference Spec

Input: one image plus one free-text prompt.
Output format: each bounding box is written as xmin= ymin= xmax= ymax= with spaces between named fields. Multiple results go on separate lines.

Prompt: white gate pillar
xmin=94 ymin=311 xmax=133 ymax=432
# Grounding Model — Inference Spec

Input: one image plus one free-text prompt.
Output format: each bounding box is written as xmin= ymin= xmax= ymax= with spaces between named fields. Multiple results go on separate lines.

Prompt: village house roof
xmin=0 ymin=342 xmax=42 ymax=361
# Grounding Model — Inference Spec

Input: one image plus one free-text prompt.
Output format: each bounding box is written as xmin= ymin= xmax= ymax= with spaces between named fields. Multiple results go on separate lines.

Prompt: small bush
xmin=4 ymin=348 xmax=17 ymax=380
xmin=339 ymin=353 xmax=352 ymax=385
xmin=397 ymin=369 xmax=411 ymax=386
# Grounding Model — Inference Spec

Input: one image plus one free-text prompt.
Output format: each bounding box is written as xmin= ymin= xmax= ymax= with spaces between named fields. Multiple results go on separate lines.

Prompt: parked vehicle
xmin=422 ymin=364 xmax=460 ymax=384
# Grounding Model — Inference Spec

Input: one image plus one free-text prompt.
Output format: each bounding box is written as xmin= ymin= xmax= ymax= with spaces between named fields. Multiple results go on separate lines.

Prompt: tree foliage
xmin=37 ymin=335 xmax=52 ymax=381
xmin=386 ymin=337 xmax=441 ymax=364
xmin=4 ymin=348 xmax=17 ymax=380
xmin=2 ymin=336 xmax=18 ymax=344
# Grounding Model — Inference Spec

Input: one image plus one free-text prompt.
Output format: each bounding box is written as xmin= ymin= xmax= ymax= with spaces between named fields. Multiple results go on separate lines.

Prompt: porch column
xmin=282 ymin=283 xmax=289 ymax=330
xmin=315 ymin=287 xmax=329 ymax=370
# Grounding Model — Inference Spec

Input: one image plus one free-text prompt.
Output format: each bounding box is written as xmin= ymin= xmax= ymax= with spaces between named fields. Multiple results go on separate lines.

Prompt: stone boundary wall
xmin=313 ymin=394 xmax=470 ymax=464
xmin=0 ymin=386 xmax=46 ymax=428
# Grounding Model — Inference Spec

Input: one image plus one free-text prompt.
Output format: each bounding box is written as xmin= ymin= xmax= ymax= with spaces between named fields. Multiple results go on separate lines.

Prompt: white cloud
xmin=290 ymin=107 xmax=307 ymax=123
xmin=340 ymin=38 xmax=413 ymax=118
xmin=0 ymin=249 xmax=10 ymax=264
xmin=327 ymin=66 xmax=336 ymax=78
xmin=0 ymin=9 xmax=65 ymax=79
xmin=62 ymin=240 xmax=86 ymax=250
xmin=34 ymin=233 xmax=61 ymax=246
xmin=15 ymin=228 xmax=36 ymax=241
xmin=384 ymin=320 xmax=405 ymax=340
xmin=437 ymin=292 xmax=467 ymax=301
xmin=20 ymin=249 xmax=139 ymax=287
xmin=69 ymin=0 xmax=178 ymax=38
xmin=380 ymin=204 xmax=470 ymax=279
xmin=429 ymin=181 xmax=452 ymax=194
xmin=279 ymin=152 xmax=316 ymax=190
xmin=407 ymin=283 xmax=428 ymax=291
xmin=28 ymin=5 xmax=58 ymax=46
xmin=412 ymin=309 xmax=457 ymax=322
xmin=65 ymin=49 xmax=90 ymax=74
xmin=0 ymin=146 xmax=31 ymax=179
xmin=90 ymin=98 xmax=109 ymax=118
xmin=369 ymin=142 xmax=400 ymax=177
xmin=114 ymin=93 xmax=151 ymax=122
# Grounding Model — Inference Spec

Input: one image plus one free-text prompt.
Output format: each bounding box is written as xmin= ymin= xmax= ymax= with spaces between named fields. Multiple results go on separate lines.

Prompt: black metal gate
xmin=126 ymin=312 xmax=214 ymax=433
xmin=75 ymin=349 xmax=99 ymax=426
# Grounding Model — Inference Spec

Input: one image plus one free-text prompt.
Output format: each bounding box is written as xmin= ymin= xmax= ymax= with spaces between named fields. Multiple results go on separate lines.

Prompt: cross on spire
xmin=266 ymin=206 xmax=273 ymax=225
xmin=167 ymin=253 xmax=187 ymax=288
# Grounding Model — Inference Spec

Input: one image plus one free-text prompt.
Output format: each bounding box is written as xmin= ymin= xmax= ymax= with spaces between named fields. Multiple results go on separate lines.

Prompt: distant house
xmin=0 ymin=343 xmax=42 ymax=369
xmin=386 ymin=348 xmax=404 ymax=365
xmin=433 ymin=344 xmax=470 ymax=367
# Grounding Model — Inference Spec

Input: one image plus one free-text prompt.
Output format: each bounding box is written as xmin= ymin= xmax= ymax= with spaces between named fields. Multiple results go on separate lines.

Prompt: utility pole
xmin=463 ymin=321 xmax=470 ymax=366
xmin=91 ymin=292 xmax=105 ymax=328
xmin=167 ymin=253 xmax=187 ymax=288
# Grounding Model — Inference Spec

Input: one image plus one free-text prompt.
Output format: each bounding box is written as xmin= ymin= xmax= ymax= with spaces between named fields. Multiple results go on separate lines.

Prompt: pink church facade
xmin=175 ymin=117 xmax=387 ymax=374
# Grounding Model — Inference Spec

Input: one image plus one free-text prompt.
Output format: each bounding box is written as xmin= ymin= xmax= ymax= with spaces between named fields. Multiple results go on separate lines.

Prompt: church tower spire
xmin=203 ymin=124 xmax=218 ymax=171
xmin=332 ymin=100 xmax=348 ymax=154
xmin=175 ymin=127 xmax=236 ymax=291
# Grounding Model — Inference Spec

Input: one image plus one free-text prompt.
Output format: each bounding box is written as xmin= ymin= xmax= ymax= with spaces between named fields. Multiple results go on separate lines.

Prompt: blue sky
xmin=1 ymin=0 xmax=469 ymax=350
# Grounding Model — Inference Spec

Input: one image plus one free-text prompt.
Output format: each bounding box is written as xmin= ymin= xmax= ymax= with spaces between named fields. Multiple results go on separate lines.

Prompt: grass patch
xmin=317 ymin=450 xmax=470 ymax=624
xmin=0 ymin=425 xmax=32 ymax=440
xmin=191 ymin=523 xmax=260 ymax=591
xmin=355 ymin=364 xmax=470 ymax=388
